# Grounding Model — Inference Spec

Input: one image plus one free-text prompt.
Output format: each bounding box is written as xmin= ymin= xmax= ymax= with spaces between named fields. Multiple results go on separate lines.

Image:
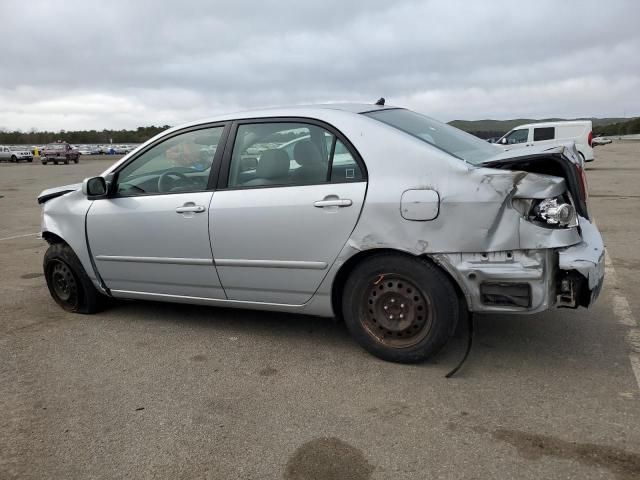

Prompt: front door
xmin=87 ymin=125 xmax=227 ymax=299
xmin=209 ymin=120 xmax=367 ymax=305
xmin=502 ymin=128 xmax=531 ymax=149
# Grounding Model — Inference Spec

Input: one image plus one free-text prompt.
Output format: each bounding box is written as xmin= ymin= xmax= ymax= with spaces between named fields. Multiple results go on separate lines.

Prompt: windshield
xmin=46 ymin=144 xmax=66 ymax=150
xmin=364 ymin=109 xmax=500 ymax=165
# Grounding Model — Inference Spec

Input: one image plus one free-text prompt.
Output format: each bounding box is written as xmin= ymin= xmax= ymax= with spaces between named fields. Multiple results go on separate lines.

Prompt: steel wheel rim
xmin=360 ymin=273 xmax=434 ymax=348
xmin=49 ymin=260 xmax=78 ymax=307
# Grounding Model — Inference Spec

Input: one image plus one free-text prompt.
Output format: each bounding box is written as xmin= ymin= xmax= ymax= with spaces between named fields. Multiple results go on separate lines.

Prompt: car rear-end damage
xmin=309 ymin=112 xmax=604 ymax=318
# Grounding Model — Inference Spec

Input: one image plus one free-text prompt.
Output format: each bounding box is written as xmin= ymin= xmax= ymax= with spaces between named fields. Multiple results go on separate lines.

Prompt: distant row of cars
xmin=76 ymin=145 xmax=136 ymax=155
xmin=0 ymin=143 xmax=139 ymax=164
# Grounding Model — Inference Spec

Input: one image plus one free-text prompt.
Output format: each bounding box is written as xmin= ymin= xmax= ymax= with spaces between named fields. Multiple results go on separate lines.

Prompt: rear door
xmin=209 ymin=119 xmax=367 ymax=305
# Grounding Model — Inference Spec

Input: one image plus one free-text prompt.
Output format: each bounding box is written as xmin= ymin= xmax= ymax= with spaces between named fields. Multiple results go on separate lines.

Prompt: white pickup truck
xmin=0 ymin=145 xmax=34 ymax=162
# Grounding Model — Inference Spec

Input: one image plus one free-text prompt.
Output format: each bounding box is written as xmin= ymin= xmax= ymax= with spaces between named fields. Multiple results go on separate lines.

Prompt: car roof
xmin=173 ymin=103 xmax=399 ymax=129
xmin=514 ymin=120 xmax=592 ymax=129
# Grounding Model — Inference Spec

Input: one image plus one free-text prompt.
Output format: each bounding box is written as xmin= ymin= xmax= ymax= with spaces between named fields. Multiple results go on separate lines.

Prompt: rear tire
xmin=342 ymin=253 xmax=459 ymax=363
xmin=44 ymin=243 xmax=107 ymax=314
xmin=64 ymin=156 xmax=70 ymax=165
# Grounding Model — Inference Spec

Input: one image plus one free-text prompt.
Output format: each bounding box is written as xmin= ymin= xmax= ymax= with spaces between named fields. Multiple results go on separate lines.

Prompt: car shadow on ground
xmin=95 ymin=297 xmax=617 ymax=376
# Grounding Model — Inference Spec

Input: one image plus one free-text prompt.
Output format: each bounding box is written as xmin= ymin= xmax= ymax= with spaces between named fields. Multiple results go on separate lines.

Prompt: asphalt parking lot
xmin=1 ymin=146 xmax=639 ymax=480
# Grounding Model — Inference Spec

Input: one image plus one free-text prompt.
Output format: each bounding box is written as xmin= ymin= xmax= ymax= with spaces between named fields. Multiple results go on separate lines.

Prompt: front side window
xmin=116 ymin=126 xmax=223 ymax=195
xmin=504 ymin=129 xmax=529 ymax=144
xmin=226 ymin=122 xmax=362 ymax=188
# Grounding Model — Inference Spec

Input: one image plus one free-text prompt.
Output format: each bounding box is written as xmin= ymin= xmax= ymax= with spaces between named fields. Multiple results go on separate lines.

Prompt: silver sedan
xmin=37 ymin=103 xmax=605 ymax=363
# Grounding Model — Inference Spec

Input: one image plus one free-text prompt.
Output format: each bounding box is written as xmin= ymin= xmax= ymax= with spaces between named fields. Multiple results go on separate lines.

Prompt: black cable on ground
xmin=445 ymin=312 xmax=474 ymax=378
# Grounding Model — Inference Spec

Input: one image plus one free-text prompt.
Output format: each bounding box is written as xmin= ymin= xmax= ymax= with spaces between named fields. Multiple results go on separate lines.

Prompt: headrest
xmin=293 ymin=140 xmax=324 ymax=167
xmin=257 ymin=149 xmax=290 ymax=179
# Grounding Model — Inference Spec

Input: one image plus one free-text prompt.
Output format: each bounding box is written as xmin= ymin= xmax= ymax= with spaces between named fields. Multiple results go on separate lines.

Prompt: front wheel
xmin=44 ymin=243 xmax=107 ymax=314
xmin=10 ymin=156 xmax=17 ymax=163
xmin=342 ymin=253 xmax=459 ymax=363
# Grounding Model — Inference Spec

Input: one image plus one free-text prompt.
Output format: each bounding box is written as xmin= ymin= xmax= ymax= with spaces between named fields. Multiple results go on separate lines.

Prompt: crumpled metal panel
xmin=40 ymin=190 xmax=100 ymax=288
xmin=558 ymin=216 xmax=605 ymax=290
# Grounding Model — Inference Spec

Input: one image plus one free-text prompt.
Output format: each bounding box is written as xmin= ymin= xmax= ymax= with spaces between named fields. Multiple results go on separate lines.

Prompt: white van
xmin=497 ymin=121 xmax=594 ymax=162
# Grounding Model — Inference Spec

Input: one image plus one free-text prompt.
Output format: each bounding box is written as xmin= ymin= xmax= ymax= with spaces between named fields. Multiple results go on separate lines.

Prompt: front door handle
xmin=314 ymin=198 xmax=352 ymax=208
xmin=176 ymin=203 xmax=206 ymax=214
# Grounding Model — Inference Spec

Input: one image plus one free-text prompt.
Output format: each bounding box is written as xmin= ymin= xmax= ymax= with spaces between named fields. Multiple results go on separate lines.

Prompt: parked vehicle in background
xmin=592 ymin=136 xmax=612 ymax=146
xmin=77 ymin=146 xmax=93 ymax=155
xmin=37 ymin=103 xmax=604 ymax=364
xmin=0 ymin=145 xmax=33 ymax=162
xmin=42 ymin=142 xmax=80 ymax=165
xmin=497 ymin=120 xmax=594 ymax=162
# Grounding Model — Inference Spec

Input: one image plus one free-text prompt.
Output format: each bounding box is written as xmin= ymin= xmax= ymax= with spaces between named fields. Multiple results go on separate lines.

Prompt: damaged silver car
xmin=38 ymin=103 xmax=604 ymax=363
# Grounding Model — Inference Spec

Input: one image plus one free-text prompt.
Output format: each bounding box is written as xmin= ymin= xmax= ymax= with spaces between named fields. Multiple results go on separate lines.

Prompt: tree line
xmin=0 ymin=125 xmax=171 ymax=145
xmin=594 ymin=117 xmax=640 ymax=136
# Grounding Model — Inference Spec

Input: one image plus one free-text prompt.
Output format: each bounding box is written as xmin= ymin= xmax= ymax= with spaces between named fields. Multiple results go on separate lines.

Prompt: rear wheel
xmin=44 ymin=243 xmax=107 ymax=314
xmin=64 ymin=155 xmax=70 ymax=165
xmin=342 ymin=253 xmax=459 ymax=363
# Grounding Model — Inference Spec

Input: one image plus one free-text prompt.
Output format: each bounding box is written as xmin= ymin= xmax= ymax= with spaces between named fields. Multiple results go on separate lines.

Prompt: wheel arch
xmin=42 ymin=231 xmax=67 ymax=245
xmin=330 ymin=248 xmax=469 ymax=321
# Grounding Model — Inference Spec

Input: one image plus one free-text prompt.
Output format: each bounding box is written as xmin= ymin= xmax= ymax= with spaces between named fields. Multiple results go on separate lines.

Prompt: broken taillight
xmin=576 ymin=163 xmax=589 ymax=204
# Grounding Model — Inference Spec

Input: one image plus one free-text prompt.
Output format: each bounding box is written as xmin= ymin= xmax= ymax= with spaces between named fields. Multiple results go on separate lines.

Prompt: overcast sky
xmin=1 ymin=0 xmax=638 ymax=131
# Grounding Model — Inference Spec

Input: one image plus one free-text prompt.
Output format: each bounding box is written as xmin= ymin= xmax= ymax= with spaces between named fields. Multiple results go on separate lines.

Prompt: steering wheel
xmin=158 ymin=170 xmax=190 ymax=192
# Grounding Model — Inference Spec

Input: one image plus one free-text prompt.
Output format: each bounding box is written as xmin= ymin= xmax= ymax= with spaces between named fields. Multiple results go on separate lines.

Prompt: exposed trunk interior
xmin=482 ymin=153 xmax=589 ymax=219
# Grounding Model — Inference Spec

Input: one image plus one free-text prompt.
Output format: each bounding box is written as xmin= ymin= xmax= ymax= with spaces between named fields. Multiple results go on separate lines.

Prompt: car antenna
xmin=375 ymin=97 xmax=385 ymax=106
xmin=445 ymin=311 xmax=474 ymax=378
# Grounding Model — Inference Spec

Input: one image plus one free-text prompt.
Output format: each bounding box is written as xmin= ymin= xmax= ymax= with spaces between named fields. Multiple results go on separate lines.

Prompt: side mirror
xmin=499 ymin=137 xmax=508 ymax=145
xmin=82 ymin=176 xmax=107 ymax=198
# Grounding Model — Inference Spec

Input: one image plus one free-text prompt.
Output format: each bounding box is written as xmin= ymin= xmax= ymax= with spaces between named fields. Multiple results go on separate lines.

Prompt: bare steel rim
xmin=360 ymin=273 xmax=434 ymax=348
xmin=48 ymin=260 xmax=79 ymax=308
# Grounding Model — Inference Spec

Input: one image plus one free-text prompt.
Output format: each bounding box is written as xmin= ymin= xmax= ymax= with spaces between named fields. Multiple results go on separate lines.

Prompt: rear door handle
xmin=176 ymin=204 xmax=206 ymax=214
xmin=314 ymin=198 xmax=352 ymax=208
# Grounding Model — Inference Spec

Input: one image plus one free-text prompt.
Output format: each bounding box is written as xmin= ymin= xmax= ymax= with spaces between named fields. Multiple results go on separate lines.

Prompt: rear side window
xmin=226 ymin=122 xmax=363 ymax=188
xmin=534 ymin=127 xmax=555 ymax=141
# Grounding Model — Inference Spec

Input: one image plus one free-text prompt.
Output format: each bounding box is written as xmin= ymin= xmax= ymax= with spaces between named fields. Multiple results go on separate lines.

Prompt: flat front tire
xmin=44 ymin=243 xmax=107 ymax=314
xmin=342 ymin=253 xmax=459 ymax=363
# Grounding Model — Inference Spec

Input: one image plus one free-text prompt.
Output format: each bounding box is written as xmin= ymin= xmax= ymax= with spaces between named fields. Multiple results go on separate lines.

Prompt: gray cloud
xmin=1 ymin=0 xmax=638 ymax=130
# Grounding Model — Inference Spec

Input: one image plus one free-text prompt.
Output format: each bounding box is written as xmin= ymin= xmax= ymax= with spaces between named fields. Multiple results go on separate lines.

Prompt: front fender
xmin=41 ymin=191 xmax=102 ymax=290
